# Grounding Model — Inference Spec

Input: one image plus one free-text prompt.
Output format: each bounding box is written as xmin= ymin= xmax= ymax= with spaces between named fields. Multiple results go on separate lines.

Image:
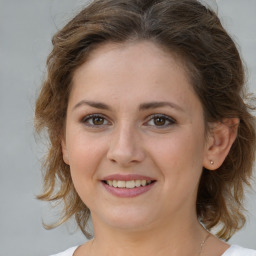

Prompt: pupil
xmin=154 ymin=117 xmax=165 ymax=126
xmin=93 ymin=117 xmax=104 ymax=125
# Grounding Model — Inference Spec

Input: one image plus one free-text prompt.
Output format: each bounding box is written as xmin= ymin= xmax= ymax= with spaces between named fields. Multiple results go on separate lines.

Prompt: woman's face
xmin=62 ymin=41 xmax=211 ymax=232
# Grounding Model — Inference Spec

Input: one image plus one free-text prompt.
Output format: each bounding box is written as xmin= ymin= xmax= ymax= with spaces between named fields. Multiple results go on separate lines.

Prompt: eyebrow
xmin=139 ymin=101 xmax=184 ymax=112
xmin=73 ymin=100 xmax=112 ymax=111
xmin=72 ymin=100 xmax=184 ymax=112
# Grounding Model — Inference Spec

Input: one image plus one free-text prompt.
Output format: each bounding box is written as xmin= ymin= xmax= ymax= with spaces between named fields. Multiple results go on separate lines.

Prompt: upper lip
xmin=102 ymin=174 xmax=155 ymax=181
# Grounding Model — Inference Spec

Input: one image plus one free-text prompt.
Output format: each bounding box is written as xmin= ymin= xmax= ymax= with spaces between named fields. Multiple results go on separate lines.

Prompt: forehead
xmin=70 ymin=40 xmax=200 ymax=113
xmin=72 ymin=40 xmax=192 ymax=89
xmin=85 ymin=40 xmax=179 ymax=64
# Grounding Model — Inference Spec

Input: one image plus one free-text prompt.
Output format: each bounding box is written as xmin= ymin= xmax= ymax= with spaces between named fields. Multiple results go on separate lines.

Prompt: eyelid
xmin=81 ymin=113 xmax=111 ymax=127
xmin=144 ymin=114 xmax=176 ymax=127
xmin=80 ymin=113 xmax=176 ymax=129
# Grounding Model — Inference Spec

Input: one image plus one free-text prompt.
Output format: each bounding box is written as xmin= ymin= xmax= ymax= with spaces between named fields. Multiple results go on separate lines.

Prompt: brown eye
xmin=153 ymin=117 xmax=166 ymax=126
xmin=93 ymin=116 xmax=104 ymax=125
xmin=145 ymin=114 xmax=176 ymax=128
xmin=82 ymin=114 xmax=109 ymax=127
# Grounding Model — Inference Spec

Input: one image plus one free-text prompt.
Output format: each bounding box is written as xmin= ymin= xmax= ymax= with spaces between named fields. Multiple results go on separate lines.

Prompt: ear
xmin=61 ymin=137 xmax=70 ymax=165
xmin=203 ymin=118 xmax=239 ymax=170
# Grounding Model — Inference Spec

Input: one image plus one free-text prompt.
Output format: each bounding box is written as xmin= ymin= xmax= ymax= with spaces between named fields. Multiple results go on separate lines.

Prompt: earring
xmin=210 ymin=160 xmax=214 ymax=165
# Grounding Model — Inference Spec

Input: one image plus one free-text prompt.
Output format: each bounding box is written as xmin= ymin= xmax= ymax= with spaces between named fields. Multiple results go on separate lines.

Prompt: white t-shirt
xmin=50 ymin=245 xmax=256 ymax=256
xmin=49 ymin=246 xmax=77 ymax=256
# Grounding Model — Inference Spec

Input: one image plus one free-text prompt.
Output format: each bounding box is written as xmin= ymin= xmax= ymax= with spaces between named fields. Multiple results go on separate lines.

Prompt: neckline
xmin=70 ymin=246 xmax=79 ymax=256
xmin=72 ymin=244 xmax=249 ymax=256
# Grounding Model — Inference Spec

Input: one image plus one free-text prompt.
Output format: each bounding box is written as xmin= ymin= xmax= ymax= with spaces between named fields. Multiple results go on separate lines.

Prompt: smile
xmin=104 ymin=180 xmax=153 ymax=188
xmin=101 ymin=174 xmax=156 ymax=197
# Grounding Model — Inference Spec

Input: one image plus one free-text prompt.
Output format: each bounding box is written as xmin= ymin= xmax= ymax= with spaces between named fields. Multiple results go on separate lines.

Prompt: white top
xmin=222 ymin=245 xmax=256 ymax=256
xmin=50 ymin=245 xmax=256 ymax=256
xmin=49 ymin=246 xmax=78 ymax=256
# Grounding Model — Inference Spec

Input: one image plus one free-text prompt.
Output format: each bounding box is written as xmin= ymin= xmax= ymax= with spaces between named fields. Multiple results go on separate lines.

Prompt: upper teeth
xmin=106 ymin=180 xmax=152 ymax=188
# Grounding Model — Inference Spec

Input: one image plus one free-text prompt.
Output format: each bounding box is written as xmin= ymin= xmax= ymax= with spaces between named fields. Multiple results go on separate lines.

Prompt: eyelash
xmin=81 ymin=114 xmax=176 ymax=128
xmin=81 ymin=114 xmax=111 ymax=128
xmin=144 ymin=114 xmax=176 ymax=128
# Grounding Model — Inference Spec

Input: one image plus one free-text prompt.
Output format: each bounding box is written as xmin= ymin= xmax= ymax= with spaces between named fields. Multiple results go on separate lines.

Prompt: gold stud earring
xmin=210 ymin=160 xmax=214 ymax=165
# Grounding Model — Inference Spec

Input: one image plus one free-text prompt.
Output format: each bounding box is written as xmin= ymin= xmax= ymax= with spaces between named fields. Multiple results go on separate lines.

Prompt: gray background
xmin=0 ymin=0 xmax=255 ymax=255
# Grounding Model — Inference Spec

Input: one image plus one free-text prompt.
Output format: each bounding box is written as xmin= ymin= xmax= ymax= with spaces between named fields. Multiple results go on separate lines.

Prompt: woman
xmin=35 ymin=0 xmax=256 ymax=255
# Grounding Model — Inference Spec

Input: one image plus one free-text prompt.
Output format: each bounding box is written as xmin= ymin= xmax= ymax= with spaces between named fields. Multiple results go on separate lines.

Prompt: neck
xmin=88 ymin=214 xmax=208 ymax=256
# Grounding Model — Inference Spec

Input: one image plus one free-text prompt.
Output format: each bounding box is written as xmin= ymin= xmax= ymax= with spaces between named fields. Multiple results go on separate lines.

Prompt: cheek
xmin=66 ymin=136 xmax=108 ymax=206
xmin=148 ymin=130 xmax=205 ymax=182
xmin=66 ymin=131 xmax=107 ymax=182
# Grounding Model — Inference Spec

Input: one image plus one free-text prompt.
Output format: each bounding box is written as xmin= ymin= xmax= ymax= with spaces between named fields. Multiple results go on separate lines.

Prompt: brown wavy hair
xmin=35 ymin=0 xmax=256 ymax=240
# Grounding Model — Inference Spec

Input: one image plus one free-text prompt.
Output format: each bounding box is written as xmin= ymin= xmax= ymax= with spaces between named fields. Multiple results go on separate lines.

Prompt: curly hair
xmin=35 ymin=0 xmax=256 ymax=240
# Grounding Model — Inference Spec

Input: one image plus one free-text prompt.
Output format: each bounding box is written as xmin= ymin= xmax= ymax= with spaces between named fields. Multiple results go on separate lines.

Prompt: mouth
xmin=101 ymin=174 xmax=156 ymax=197
xmin=102 ymin=179 xmax=156 ymax=189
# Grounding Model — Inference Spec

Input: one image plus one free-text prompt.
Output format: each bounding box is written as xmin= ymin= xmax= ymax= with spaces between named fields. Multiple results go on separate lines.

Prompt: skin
xmin=62 ymin=41 xmax=237 ymax=256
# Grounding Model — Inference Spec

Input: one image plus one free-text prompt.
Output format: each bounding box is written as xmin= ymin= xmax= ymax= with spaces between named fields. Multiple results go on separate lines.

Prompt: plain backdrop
xmin=0 ymin=0 xmax=255 ymax=255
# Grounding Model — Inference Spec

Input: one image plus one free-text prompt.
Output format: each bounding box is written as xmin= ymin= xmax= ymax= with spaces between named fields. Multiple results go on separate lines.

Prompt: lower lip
xmin=102 ymin=182 xmax=155 ymax=198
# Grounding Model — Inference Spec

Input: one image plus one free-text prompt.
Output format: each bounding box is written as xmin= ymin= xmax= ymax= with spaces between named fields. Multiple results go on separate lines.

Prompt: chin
xmin=93 ymin=206 xmax=157 ymax=232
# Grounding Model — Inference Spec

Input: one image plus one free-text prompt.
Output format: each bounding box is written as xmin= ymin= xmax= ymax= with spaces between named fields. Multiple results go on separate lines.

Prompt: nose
xmin=107 ymin=124 xmax=146 ymax=167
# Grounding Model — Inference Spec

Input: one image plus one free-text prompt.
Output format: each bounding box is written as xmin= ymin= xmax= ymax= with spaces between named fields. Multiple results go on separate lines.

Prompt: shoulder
xmin=49 ymin=246 xmax=79 ymax=256
xmin=222 ymin=245 xmax=256 ymax=256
